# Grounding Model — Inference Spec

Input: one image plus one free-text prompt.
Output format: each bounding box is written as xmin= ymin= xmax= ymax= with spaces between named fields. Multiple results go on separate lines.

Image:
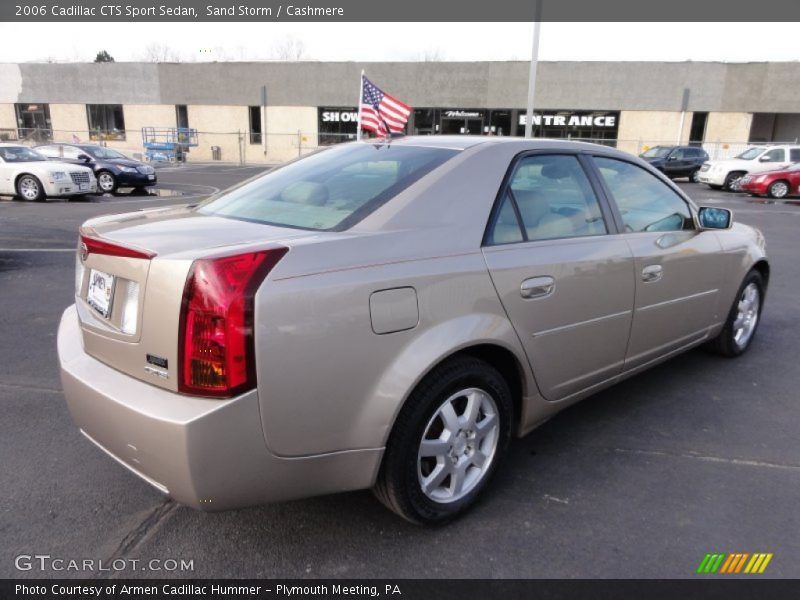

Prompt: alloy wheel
xmin=770 ymin=181 xmax=789 ymax=199
xmin=19 ymin=177 xmax=40 ymax=200
xmin=98 ymin=172 xmax=115 ymax=192
xmin=733 ymin=282 xmax=760 ymax=349
xmin=417 ymin=387 xmax=499 ymax=504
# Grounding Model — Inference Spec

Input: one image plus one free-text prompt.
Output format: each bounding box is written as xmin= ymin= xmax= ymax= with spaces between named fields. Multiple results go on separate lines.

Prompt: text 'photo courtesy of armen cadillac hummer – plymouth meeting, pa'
xmin=1 ymin=1 xmax=799 ymax=599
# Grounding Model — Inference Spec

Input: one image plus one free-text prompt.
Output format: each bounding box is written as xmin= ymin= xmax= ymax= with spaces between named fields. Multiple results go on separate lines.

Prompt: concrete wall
xmin=184 ymin=105 xmax=249 ymax=162
xmin=0 ymin=103 xmax=16 ymax=139
xmin=704 ymin=112 xmax=752 ymax=145
xmin=49 ymin=103 xmax=87 ymax=135
xmin=616 ymin=111 xmax=694 ymax=155
xmin=3 ymin=61 xmax=800 ymax=113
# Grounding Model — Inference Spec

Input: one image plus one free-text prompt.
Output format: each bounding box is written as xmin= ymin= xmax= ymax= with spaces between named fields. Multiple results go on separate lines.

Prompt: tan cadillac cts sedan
xmin=58 ymin=137 xmax=768 ymax=524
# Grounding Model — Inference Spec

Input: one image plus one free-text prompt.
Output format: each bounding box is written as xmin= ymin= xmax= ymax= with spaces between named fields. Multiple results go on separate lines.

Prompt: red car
xmin=740 ymin=163 xmax=800 ymax=199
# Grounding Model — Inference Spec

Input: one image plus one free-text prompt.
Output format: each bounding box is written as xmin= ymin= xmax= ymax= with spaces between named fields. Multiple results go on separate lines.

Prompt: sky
xmin=0 ymin=22 xmax=798 ymax=63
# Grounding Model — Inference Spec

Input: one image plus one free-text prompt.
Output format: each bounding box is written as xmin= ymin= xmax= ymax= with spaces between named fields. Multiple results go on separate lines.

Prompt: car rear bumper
xmin=57 ymin=304 xmax=382 ymax=510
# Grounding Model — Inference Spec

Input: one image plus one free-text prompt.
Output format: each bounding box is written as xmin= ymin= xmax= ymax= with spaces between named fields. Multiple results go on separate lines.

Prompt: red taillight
xmin=80 ymin=234 xmax=155 ymax=260
xmin=178 ymin=246 xmax=288 ymax=398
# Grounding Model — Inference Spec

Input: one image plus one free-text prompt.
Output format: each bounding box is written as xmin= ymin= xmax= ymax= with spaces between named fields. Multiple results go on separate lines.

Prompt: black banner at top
xmin=4 ymin=0 xmax=800 ymax=22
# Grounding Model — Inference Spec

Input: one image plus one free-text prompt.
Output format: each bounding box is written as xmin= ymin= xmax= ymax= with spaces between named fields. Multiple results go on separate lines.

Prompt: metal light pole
xmin=677 ymin=87 xmax=689 ymax=145
xmin=261 ymin=85 xmax=268 ymax=157
xmin=524 ymin=1 xmax=543 ymax=138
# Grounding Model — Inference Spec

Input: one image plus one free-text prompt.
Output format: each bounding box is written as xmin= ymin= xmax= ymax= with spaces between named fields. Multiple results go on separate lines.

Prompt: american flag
xmin=360 ymin=75 xmax=411 ymax=136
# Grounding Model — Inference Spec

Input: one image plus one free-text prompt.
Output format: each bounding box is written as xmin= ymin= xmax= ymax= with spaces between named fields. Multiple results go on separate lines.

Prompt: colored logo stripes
xmin=697 ymin=553 xmax=773 ymax=574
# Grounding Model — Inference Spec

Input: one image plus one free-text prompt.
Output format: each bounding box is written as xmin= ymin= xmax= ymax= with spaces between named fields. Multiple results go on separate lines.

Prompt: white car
xmin=0 ymin=143 xmax=97 ymax=201
xmin=697 ymin=145 xmax=800 ymax=191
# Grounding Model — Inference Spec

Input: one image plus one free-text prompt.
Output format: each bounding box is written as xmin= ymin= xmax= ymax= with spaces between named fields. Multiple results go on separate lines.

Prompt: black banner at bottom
xmin=2 ymin=579 xmax=799 ymax=600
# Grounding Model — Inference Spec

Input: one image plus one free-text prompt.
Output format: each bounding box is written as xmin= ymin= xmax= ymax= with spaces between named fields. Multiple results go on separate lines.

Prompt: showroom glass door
xmin=441 ymin=117 xmax=484 ymax=135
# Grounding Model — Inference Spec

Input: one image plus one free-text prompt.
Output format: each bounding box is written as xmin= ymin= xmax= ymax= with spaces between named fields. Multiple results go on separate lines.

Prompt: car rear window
xmin=198 ymin=144 xmax=459 ymax=231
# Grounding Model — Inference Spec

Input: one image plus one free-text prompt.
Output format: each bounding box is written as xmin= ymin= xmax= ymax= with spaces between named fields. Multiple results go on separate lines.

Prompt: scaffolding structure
xmin=141 ymin=127 xmax=198 ymax=162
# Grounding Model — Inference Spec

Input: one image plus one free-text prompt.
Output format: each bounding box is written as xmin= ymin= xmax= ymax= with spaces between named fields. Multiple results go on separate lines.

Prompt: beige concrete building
xmin=1 ymin=61 xmax=798 ymax=163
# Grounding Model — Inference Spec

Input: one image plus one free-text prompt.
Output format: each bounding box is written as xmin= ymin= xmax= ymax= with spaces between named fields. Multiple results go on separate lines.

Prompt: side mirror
xmin=758 ymin=155 xmax=771 ymax=162
xmin=698 ymin=206 xmax=732 ymax=230
xmin=77 ymin=153 xmax=91 ymax=162
xmin=668 ymin=155 xmax=678 ymax=161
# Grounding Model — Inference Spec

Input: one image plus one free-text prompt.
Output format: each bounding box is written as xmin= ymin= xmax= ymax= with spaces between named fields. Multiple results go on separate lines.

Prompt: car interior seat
xmin=280 ymin=181 xmax=329 ymax=206
xmin=513 ymin=189 xmax=575 ymax=240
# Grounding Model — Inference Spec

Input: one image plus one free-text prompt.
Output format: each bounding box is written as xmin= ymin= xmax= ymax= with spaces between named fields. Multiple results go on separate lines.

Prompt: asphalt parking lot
xmin=1 ymin=162 xmax=798 ymax=579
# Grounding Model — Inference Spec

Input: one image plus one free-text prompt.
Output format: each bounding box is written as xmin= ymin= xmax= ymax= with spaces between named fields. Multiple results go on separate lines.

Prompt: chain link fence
xmin=2 ymin=128 xmax=796 ymax=165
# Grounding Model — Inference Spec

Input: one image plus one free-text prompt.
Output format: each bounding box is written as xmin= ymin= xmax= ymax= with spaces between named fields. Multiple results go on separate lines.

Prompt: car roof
xmin=358 ymin=135 xmax=630 ymax=154
xmin=35 ymin=142 xmax=97 ymax=147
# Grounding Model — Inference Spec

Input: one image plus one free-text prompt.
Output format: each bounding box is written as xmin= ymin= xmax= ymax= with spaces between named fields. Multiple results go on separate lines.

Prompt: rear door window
xmin=487 ymin=154 xmax=608 ymax=244
xmin=36 ymin=145 xmax=61 ymax=158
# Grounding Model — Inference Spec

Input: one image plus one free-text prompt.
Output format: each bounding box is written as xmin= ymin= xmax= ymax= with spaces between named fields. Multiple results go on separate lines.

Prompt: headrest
xmin=541 ymin=161 xmax=571 ymax=180
xmin=279 ymin=181 xmax=329 ymax=206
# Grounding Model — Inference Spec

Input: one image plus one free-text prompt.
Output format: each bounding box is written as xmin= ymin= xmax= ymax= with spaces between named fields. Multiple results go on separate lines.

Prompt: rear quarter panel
xmin=254 ymin=249 xmax=534 ymax=457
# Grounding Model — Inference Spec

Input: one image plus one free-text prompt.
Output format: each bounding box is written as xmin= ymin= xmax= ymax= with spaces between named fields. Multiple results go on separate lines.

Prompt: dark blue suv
xmin=36 ymin=143 xmax=157 ymax=194
xmin=639 ymin=145 xmax=709 ymax=182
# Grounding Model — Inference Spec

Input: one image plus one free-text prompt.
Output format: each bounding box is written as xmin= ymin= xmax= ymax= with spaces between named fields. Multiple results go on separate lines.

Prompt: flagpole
xmin=524 ymin=1 xmax=543 ymax=139
xmin=356 ymin=69 xmax=365 ymax=141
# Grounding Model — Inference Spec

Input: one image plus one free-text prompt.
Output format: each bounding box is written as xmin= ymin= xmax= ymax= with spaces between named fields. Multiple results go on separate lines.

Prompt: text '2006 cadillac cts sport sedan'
xmin=58 ymin=137 xmax=768 ymax=524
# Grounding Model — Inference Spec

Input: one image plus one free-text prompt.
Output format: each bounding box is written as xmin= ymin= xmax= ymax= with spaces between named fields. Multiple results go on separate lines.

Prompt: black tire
xmin=690 ymin=168 xmax=700 ymax=183
xmin=16 ymin=174 xmax=45 ymax=202
xmin=374 ymin=356 xmax=513 ymax=525
xmin=705 ymin=270 xmax=764 ymax=357
xmin=96 ymin=170 xmax=117 ymax=194
xmin=767 ymin=179 xmax=790 ymax=199
xmin=724 ymin=171 xmax=746 ymax=191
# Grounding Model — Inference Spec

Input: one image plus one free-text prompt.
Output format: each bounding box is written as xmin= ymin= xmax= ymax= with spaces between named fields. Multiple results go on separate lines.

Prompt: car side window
xmin=671 ymin=149 xmax=685 ymax=159
xmin=761 ymin=148 xmax=785 ymax=162
xmin=489 ymin=154 xmax=607 ymax=244
xmin=487 ymin=191 xmax=524 ymax=245
xmin=62 ymin=146 xmax=84 ymax=160
xmin=594 ymin=156 xmax=695 ymax=233
xmin=36 ymin=145 xmax=60 ymax=158
xmin=790 ymin=149 xmax=800 ymax=162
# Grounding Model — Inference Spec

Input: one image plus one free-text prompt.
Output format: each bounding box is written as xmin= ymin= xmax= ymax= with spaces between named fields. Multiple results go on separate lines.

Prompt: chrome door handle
xmin=642 ymin=264 xmax=663 ymax=283
xmin=520 ymin=276 xmax=555 ymax=299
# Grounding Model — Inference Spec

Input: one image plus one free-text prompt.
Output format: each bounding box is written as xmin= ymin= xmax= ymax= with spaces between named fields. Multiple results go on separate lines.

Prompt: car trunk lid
xmin=74 ymin=206 xmax=310 ymax=392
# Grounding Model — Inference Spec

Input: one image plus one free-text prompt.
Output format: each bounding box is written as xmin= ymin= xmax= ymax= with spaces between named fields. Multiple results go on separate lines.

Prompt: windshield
xmin=198 ymin=143 xmax=459 ymax=231
xmin=735 ymin=147 xmax=764 ymax=160
xmin=641 ymin=146 xmax=672 ymax=158
xmin=0 ymin=146 xmax=47 ymax=162
xmin=82 ymin=146 xmax=127 ymax=160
